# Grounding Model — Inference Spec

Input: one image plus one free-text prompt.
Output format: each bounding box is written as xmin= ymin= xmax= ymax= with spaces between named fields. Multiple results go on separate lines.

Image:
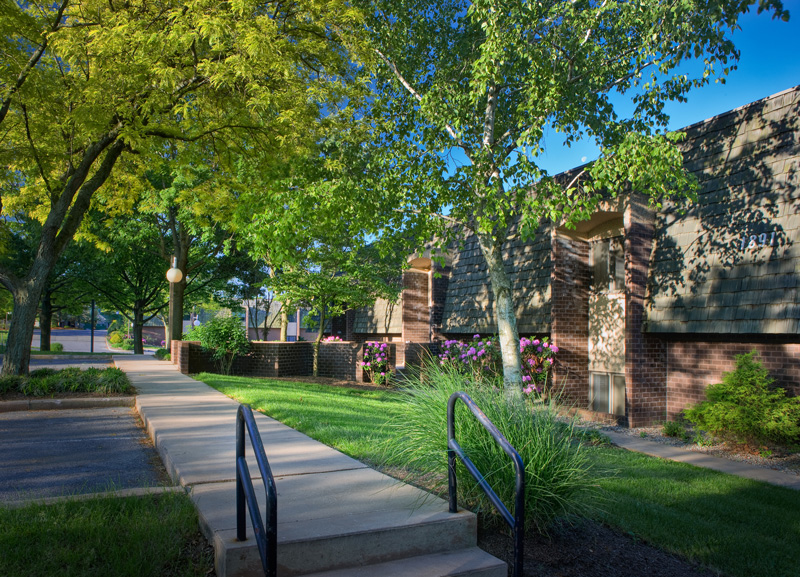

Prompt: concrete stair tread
xmin=300 ymin=547 xmax=507 ymax=577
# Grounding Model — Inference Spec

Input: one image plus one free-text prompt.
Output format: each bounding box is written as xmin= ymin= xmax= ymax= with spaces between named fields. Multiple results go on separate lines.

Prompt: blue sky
xmin=536 ymin=6 xmax=800 ymax=174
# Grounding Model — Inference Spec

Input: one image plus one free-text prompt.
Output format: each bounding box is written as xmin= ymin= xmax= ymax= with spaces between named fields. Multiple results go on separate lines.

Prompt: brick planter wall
xmin=169 ymin=340 xmax=396 ymax=383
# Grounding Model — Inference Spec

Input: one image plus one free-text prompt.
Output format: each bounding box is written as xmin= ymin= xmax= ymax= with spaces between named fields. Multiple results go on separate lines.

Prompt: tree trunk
xmin=280 ymin=310 xmax=288 ymax=341
xmin=132 ymin=305 xmax=144 ymax=355
xmin=39 ymin=285 xmax=53 ymax=352
xmin=2 ymin=279 xmax=43 ymax=375
xmin=312 ymin=308 xmax=326 ymax=377
xmin=476 ymin=233 xmax=522 ymax=397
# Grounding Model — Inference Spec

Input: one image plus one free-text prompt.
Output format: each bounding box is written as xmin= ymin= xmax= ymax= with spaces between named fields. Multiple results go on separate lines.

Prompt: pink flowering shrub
xmin=439 ymin=334 xmax=558 ymax=397
xmin=360 ymin=341 xmax=392 ymax=386
xmin=323 ymin=335 xmax=343 ymax=342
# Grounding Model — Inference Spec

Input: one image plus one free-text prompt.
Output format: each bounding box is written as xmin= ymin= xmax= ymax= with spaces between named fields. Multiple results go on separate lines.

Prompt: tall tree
xmin=359 ymin=0 xmax=789 ymax=393
xmin=0 ymin=0 xmax=367 ymax=374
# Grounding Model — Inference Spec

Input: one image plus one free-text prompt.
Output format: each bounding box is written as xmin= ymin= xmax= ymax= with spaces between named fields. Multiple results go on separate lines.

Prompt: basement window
xmin=590 ymin=372 xmax=626 ymax=416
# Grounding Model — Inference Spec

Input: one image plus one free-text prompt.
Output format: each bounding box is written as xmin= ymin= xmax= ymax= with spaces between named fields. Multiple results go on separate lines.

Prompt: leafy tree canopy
xmin=355 ymin=0 xmax=789 ymax=390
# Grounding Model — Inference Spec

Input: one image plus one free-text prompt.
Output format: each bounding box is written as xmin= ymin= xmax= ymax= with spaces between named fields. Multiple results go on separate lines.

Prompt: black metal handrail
xmin=236 ymin=404 xmax=277 ymax=577
xmin=447 ymin=391 xmax=525 ymax=577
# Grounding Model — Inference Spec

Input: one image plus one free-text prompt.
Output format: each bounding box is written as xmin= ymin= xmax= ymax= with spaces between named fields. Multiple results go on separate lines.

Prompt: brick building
xmin=341 ymin=85 xmax=800 ymax=427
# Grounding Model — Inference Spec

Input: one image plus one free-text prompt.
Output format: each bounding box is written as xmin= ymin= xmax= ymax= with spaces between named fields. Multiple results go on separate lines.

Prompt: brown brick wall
xmin=625 ymin=197 xmax=668 ymax=427
xmin=550 ymin=232 xmax=591 ymax=406
xmin=666 ymin=339 xmax=800 ymax=420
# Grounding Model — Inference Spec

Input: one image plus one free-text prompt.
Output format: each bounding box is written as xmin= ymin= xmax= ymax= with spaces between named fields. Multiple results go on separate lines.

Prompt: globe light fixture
xmin=166 ymin=257 xmax=183 ymax=283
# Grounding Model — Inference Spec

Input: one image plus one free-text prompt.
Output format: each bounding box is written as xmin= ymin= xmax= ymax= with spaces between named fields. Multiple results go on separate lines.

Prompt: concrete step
xmin=192 ymin=469 xmax=486 ymax=577
xmin=302 ymin=547 xmax=507 ymax=577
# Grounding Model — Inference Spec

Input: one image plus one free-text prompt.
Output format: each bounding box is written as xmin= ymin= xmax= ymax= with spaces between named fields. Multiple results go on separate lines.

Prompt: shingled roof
xmin=645 ymin=85 xmax=800 ymax=334
xmin=441 ymin=220 xmax=551 ymax=335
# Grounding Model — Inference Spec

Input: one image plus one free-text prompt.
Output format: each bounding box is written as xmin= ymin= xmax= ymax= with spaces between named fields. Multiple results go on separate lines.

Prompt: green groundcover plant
xmin=684 ymin=351 xmax=800 ymax=446
xmin=382 ymin=361 xmax=595 ymax=533
xmin=0 ymin=367 xmax=133 ymax=397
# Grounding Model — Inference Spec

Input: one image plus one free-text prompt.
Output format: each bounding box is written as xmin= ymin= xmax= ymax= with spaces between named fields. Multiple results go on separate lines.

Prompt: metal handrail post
xmin=447 ymin=391 xmax=525 ymax=577
xmin=235 ymin=404 xmax=278 ymax=577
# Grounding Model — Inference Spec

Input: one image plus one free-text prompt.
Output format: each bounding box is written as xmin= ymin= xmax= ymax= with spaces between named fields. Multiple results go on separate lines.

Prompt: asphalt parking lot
xmin=0 ymin=406 xmax=168 ymax=503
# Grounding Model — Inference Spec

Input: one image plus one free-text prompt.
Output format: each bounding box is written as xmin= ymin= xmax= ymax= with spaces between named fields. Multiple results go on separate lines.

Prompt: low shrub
xmin=163 ymin=353 xmax=170 ymax=361
xmin=662 ymin=420 xmax=686 ymax=438
xmin=50 ymin=342 xmax=64 ymax=352
xmin=382 ymin=361 xmax=595 ymax=533
xmin=154 ymin=348 xmax=170 ymax=360
xmin=684 ymin=351 xmax=800 ymax=446
xmin=8 ymin=367 xmax=134 ymax=397
xmin=108 ymin=331 xmax=123 ymax=345
xmin=186 ymin=317 xmax=249 ymax=375
xmin=121 ymin=338 xmax=134 ymax=351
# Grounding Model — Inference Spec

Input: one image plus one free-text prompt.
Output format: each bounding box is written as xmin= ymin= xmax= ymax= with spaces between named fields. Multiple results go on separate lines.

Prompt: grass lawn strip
xmin=0 ymin=492 xmax=212 ymax=577
xmin=201 ymin=373 xmax=800 ymax=577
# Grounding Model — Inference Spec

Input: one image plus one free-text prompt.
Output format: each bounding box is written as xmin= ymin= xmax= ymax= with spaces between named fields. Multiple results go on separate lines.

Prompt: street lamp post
xmin=166 ymin=257 xmax=183 ymax=351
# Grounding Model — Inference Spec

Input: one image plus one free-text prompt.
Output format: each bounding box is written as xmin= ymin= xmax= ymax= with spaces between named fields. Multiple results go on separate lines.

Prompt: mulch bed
xmin=478 ymin=518 xmax=717 ymax=577
xmin=0 ymin=390 xmax=134 ymax=402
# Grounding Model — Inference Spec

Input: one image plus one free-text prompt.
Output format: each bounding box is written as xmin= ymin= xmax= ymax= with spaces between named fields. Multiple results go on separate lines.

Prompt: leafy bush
xmin=662 ymin=420 xmax=686 ymax=438
xmin=154 ymin=348 xmax=170 ymax=360
xmin=684 ymin=351 xmax=800 ymax=446
xmin=121 ymin=338 xmax=134 ymax=350
xmin=9 ymin=367 xmax=134 ymax=397
xmin=107 ymin=319 xmax=122 ymax=333
xmin=360 ymin=341 xmax=392 ymax=385
xmin=382 ymin=361 xmax=595 ymax=533
xmin=50 ymin=342 xmax=64 ymax=352
xmin=186 ymin=316 xmax=249 ymax=375
xmin=163 ymin=353 xmax=170 ymax=361
xmin=108 ymin=331 xmax=123 ymax=345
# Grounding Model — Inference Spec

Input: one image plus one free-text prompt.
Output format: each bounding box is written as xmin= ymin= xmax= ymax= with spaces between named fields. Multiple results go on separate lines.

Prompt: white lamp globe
xmin=166 ymin=257 xmax=183 ymax=283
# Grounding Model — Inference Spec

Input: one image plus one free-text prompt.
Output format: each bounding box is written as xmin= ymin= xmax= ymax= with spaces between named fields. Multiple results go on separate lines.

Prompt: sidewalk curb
xmin=0 ymin=396 xmax=135 ymax=413
xmin=0 ymin=485 xmax=184 ymax=510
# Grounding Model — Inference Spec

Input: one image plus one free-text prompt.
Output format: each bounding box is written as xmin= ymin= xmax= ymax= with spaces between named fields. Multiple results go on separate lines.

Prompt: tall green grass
xmin=382 ymin=363 xmax=596 ymax=532
xmin=0 ymin=492 xmax=210 ymax=577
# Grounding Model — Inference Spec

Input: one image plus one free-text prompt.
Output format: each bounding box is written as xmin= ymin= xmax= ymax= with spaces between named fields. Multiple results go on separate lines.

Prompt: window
xmin=591 ymin=236 xmax=625 ymax=293
xmin=590 ymin=372 xmax=626 ymax=416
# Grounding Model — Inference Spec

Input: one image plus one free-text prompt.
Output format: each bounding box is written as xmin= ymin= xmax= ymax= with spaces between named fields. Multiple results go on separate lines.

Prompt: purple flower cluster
xmin=438 ymin=334 xmax=559 ymax=397
xmin=360 ymin=341 xmax=391 ymax=385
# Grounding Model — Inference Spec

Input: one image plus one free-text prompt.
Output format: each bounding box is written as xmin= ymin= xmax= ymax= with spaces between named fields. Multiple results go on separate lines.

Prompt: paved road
xmin=0 ymin=406 xmax=166 ymax=503
xmin=31 ymin=328 xmax=113 ymax=353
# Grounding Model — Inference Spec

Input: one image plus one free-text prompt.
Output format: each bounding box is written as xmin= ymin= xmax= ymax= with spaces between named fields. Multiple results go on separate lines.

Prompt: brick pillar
xmin=430 ymin=263 xmax=451 ymax=341
xmin=625 ymin=196 xmax=667 ymax=427
xmin=550 ymin=231 xmax=591 ymax=407
xmin=401 ymin=270 xmax=431 ymax=354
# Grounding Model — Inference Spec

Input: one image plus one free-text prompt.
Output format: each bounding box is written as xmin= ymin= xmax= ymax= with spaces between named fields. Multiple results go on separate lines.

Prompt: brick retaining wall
xmin=171 ymin=340 xmax=396 ymax=383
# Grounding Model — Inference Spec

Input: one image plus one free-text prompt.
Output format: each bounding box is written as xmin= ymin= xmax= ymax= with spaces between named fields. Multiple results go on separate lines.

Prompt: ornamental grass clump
xmin=684 ymin=351 xmax=800 ymax=447
xmin=383 ymin=361 xmax=595 ymax=533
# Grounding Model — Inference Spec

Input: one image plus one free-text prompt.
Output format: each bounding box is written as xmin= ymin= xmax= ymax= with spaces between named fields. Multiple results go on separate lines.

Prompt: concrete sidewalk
xmin=602 ymin=430 xmax=800 ymax=491
xmin=114 ymin=356 xmax=504 ymax=577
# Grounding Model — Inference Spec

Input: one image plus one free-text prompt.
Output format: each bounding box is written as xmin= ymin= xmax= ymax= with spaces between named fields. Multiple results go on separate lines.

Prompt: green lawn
xmin=201 ymin=373 xmax=800 ymax=577
xmin=0 ymin=492 xmax=211 ymax=577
